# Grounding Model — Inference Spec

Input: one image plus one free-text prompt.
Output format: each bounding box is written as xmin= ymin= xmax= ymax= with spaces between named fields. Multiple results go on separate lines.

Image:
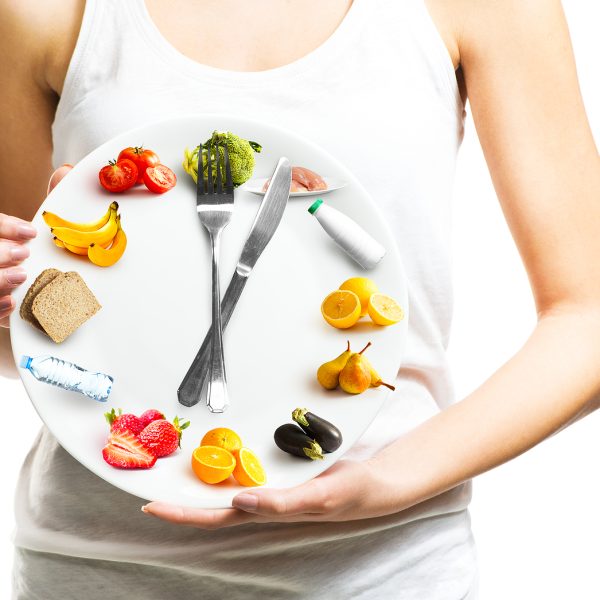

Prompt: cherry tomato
xmin=118 ymin=146 xmax=160 ymax=184
xmin=143 ymin=164 xmax=177 ymax=194
xmin=98 ymin=159 xmax=138 ymax=193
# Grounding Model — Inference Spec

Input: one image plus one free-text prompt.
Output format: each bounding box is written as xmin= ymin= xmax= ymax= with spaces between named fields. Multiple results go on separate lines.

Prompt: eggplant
xmin=274 ymin=423 xmax=324 ymax=460
xmin=292 ymin=408 xmax=343 ymax=453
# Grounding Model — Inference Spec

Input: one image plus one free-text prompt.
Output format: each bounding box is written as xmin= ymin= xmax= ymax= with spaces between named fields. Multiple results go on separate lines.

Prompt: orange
xmin=321 ymin=290 xmax=361 ymax=329
xmin=200 ymin=427 xmax=243 ymax=453
xmin=367 ymin=293 xmax=404 ymax=326
xmin=339 ymin=277 xmax=379 ymax=317
xmin=191 ymin=445 xmax=236 ymax=484
xmin=232 ymin=447 xmax=267 ymax=487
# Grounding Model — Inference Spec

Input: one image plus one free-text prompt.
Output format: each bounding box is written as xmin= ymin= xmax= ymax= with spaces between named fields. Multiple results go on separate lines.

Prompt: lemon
xmin=321 ymin=290 xmax=361 ymax=329
xmin=367 ymin=293 xmax=404 ymax=326
xmin=339 ymin=277 xmax=379 ymax=317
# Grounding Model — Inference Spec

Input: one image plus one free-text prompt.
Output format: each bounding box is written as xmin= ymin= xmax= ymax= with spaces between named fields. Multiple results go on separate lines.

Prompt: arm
xmin=145 ymin=0 xmax=600 ymax=527
xmin=0 ymin=0 xmax=82 ymax=332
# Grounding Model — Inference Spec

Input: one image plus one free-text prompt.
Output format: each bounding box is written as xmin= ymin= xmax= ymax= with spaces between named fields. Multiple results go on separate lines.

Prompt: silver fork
xmin=196 ymin=142 xmax=234 ymax=413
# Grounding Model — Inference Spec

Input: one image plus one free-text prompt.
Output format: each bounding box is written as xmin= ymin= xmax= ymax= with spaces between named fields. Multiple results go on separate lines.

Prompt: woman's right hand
xmin=0 ymin=165 xmax=72 ymax=328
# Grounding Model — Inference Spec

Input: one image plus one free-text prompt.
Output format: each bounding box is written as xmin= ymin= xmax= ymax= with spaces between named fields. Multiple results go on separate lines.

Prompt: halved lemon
xmin=201 ymin=427 xmax=243 ymax=453
xmin=321 ymin=290 xmax=361 ymax=329
xmin=191 ymin=445 xmax=236 ymax=484
xmin=232 ymin=447 xmax=267 ymax=487
xmin=339 ymin=277 xmax=379 ymax=317
xmin=367 ymin=293 xmax=404 ymax=326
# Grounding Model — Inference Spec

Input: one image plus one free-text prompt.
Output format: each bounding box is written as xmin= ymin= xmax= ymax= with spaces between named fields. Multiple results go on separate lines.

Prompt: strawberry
xmin=139 ymin=416 xmax=190 ymax=458
xmin=102 ymin=430 xmax=157 ymax=469
xmin=104 ymin=408 xmax=144 ymax=435
xmin=139 ymin=408 xmax=166 ymax=429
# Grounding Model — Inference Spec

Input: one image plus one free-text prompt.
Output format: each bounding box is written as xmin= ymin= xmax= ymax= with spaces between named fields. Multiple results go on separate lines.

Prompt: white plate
xmin=10 ymin=114 xmax=408 ymax=508
xmin=241 ymin=176 xmax=347 ymax=196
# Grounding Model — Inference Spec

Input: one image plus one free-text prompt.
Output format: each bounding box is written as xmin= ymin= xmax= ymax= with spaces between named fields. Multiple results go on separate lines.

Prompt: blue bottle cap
xmin=20 ymin=356 xmax=32 ymax=369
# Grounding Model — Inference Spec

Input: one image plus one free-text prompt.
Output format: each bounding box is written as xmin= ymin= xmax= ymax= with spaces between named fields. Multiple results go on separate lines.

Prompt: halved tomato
xmin=99 ymin=159 xmax=138 ymax=193
xmin=143 ymin=164 xmax=177 ymax=194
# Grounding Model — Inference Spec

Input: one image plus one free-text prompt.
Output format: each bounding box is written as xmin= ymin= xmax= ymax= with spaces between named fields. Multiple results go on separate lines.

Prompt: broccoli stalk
xmin=183 ymin=130 xmax=261 ymax=188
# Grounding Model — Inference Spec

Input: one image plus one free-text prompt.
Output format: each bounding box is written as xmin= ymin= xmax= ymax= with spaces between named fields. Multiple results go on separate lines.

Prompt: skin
xmin=1 ymin=0 xmax=599 ymax=534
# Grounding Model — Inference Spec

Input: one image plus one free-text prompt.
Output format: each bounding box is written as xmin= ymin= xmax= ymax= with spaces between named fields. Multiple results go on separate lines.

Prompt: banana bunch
xmin=43 ymin=201 xmax=127 ymax=267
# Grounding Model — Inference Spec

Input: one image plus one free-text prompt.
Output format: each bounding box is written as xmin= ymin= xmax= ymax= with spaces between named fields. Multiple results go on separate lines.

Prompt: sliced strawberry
xmin=102 ymin=430 xmax=157 ymax=469
xmin=139 ymin=408 xmax=166 ymax=429
xmin=105 ymin=408 xmax=144 ymax=435
xmin=139 ymin=416 xmax=190 ymax=458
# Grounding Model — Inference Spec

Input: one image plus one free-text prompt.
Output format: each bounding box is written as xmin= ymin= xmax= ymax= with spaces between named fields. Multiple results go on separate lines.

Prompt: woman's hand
xmin=0 ymin=215 xmax=36 ymax=327
xmin=142 ymin=459 xmax=391 ymax=529
xmin=0 ymin=164 xmax=72 ymax=328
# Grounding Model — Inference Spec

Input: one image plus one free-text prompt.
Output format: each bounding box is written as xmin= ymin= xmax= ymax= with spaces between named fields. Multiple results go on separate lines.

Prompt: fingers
xmin=232 ymin=478 xmax=333 ymax=518
xmin=47 ymin=164 xmax=73 ymax=195
xmin=0 ymin=267 xmax=27 ymax=296
xmin=0 ymin=242 xmax=30 ymax=267
xmin=0 ymin=295 xmax=15 ymax=328
xmin=0 ymin=214 xmax=36 ymax=243
xmin=141 ymin=503 xmax=256 ymax=529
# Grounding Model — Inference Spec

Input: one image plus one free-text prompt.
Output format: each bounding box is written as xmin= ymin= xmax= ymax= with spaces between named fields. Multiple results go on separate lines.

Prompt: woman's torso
xmin=15 ymin=1 xmax=476 ymax=598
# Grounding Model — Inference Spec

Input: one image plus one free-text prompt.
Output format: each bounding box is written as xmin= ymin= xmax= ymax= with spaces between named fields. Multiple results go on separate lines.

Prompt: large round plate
xmin=10 ymin=115 xmax=408 ymax=508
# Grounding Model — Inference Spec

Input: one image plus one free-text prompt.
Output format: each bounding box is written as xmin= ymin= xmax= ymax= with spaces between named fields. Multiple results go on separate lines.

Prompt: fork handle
xmin=177 ymin=270 xmax=247 ymax=407
xmin=206 ymin=229 xmax=229 ymax=413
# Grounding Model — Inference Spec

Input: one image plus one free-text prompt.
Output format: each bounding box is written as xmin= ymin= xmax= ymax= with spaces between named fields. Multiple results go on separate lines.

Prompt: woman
xmin=1 ymin=0 xmax=599 ymax=598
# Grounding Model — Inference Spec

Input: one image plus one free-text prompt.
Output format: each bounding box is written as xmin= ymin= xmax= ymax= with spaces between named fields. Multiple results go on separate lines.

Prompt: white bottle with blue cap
xmin=20 ymin=355 xmax=113 ymax=402
xmin=308 ymin=198 xmax=386 ymax=269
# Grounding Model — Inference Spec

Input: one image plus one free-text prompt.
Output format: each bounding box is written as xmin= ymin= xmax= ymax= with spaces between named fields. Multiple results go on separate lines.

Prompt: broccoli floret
xmin=183 ymin=131 xmax=261 ymax=187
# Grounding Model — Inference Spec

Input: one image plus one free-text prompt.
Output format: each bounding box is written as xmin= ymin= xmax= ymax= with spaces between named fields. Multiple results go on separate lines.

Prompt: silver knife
xmin=177 ymin=157 xmax=292 ymax=407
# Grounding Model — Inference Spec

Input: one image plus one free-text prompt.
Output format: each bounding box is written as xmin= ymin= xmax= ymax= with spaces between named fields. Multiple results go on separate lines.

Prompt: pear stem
xmin=359 ymin=341 xmax=372 ymax=355
xmin=380 ymin=381 xmax=396 ymax=391
xmin=346 ymin=340 xmax=350 ymax=352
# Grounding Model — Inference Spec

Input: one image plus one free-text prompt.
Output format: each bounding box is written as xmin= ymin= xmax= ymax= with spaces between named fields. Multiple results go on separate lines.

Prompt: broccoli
xmin=183 ymin=131 xmax=262 ymax=188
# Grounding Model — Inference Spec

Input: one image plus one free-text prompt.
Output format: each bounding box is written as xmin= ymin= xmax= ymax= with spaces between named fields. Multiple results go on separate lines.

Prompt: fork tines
xmin=196 ymin=141 xmax=233 ymax=203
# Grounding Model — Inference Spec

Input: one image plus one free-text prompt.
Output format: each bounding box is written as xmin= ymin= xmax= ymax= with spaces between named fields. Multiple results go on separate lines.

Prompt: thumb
xmin=47 ymin=164 xmax=74 ymax=196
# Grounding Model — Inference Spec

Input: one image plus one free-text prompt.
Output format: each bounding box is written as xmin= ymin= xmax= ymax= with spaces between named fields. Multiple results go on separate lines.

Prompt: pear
xmin=317 ymin=341 xmax=352 ymax=390
xmin=362 ymin=356 xmax=396 ymax=391
xmin=338 ymin=342 xmax=372 ymax=394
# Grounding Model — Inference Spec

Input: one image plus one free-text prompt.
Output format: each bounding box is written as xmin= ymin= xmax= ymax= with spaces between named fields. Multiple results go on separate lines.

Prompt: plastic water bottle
xmin=308 ymin=199 xmax=386 ymax=269
xmin=20 ymin=355 xmax=113 ymax=402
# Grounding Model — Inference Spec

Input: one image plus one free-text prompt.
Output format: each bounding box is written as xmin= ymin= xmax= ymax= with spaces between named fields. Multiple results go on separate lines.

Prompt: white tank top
xmin=15 ymin=1 xmax=476 ymax=598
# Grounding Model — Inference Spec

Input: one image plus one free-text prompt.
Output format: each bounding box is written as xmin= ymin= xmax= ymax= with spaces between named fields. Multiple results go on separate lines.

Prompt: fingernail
xmin=5 ymin=268 xmax=27 ymax=285
xmin=10 ymin=246 xmax=29 ymax=262
xmin=0 ymin=297 xmax=12 ymax=311
xmin=233 ymin=494 xmax=258 ymax=511
xmin=17 ymin=224 xmax=36 ymax=240
xmin=61 ymin=163 xmax=74 ymax=168
xmin=141 ymin=505 xmax=149 ymax=513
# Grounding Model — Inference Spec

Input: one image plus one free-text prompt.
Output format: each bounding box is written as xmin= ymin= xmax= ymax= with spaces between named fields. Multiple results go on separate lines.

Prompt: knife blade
xmin=177 ymin=157 xmax=292 ymax=407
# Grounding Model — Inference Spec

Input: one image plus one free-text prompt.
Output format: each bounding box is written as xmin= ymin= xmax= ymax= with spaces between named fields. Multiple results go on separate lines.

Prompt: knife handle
xmin=177 ymin=270 xmax=248 ymax=407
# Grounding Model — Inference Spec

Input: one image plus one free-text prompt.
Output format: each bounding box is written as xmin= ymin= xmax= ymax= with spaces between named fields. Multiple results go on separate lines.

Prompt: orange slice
xmin=367 ymin=293 xmax=404 ymax=326
xmin=232 ymin=447 xmax=266 ymax=487
xmin=321 ymin=290 xmax=361 ymax=329
xmin=191 ymin=445 xmax=236 ymax=484
xmin=200 ymin=427 xmax=243 ymax=453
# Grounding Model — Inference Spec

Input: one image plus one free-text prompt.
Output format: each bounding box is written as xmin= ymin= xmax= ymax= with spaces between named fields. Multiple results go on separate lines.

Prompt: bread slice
xmin=19 ymin=268 xmax=63 ymax=330
xmin=32 ymin=271 xmax=101 ymax=343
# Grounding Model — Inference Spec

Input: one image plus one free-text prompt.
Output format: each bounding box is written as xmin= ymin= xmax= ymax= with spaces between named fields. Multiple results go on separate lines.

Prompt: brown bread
xmin=19 ymin=268 xmax=63 ymax=330
xmin=32 ymin=271 xmax=101 ymax=343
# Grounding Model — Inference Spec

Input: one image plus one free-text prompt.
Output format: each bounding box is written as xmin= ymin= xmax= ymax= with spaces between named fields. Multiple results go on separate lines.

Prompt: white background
xmin=0 ymin=1 xmax=598 ymax=598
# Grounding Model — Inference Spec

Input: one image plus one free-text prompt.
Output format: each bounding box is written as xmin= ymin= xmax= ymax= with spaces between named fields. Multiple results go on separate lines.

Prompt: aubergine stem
xmin=292 ymin=407 xmax=310 ymax=428
xmin=303 ymin=440 xmax=324 ymax=460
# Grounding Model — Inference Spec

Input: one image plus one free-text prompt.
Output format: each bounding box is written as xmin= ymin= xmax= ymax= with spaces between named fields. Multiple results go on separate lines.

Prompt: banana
xmin=53 ymin=237 xmax=66 ymax=249
xmin=88 ymin=217 xmax=127 ymax=267
xmin=52 ymin=207 xmax=118 ymax=247
xmin=43 ymin=201 xmax=118 ymax=231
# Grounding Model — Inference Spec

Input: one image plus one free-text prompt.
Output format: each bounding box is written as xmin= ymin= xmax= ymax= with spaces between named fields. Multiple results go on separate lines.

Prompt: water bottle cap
xmin=20 ymin=356 xmax=32 ymax=369
xmin=308 ymin=198 xmax=324 ymax=215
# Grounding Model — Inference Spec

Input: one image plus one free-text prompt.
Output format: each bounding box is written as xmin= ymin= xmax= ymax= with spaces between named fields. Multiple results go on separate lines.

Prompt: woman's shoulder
xmin=0 ymin=0 xmax=84 ymax=94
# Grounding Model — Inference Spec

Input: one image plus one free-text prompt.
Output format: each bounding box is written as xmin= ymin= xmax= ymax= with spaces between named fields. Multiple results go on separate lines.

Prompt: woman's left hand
xmin=142 ymin=459 xmax=383 ymax=529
